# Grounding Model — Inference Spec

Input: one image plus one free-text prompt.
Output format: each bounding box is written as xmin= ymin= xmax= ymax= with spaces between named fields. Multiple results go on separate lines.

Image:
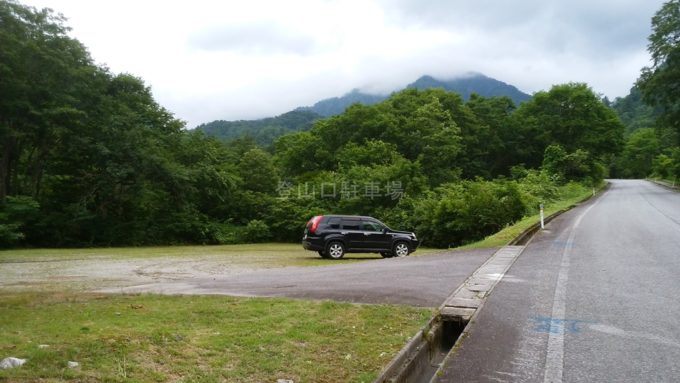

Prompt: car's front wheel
xmin=393 ymin=242 xmax=410 ymax=257
xmin=326 ymin=241 xmax=345 ymax=260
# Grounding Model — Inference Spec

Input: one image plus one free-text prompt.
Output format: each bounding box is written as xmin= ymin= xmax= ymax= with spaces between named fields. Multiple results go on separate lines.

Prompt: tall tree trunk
xmin=29 ymin=143 xmax=49 ymax=199
xmin=0 ymin=135 xmax=17 ymax=202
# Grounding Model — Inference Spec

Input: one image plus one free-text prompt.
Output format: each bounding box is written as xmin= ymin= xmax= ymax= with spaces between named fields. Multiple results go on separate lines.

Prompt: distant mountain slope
xmin=194 ymin=109 xmax=320 ymax=146
xmin=611 ymin=86 xmax=659 ymax=135
xmin=195 ymin=73 xmax=532 ymax=143
xmin=407 ymin=73 xmax=531 ymax=104
xmin=300 ymin=73 xmax=531 ymax=117
xmin=301 ymin=89 xmax=386 ymax=117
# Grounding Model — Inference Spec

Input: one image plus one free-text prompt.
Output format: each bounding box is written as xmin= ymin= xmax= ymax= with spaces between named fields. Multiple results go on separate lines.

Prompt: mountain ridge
xmin=195 ymin=73 xmax=532 ymax=144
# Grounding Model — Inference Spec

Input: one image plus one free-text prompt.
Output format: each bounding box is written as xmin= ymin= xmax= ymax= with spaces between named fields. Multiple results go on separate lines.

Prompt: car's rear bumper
xmin=302 ymin=237 xmax=324 ymax=251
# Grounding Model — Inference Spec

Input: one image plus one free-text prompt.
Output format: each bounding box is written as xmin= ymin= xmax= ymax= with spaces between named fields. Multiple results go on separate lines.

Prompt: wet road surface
xmin=435 ymin=180 xmax=680 ymax=382
xmin=105 ymin=248 xmax=495 ymax=307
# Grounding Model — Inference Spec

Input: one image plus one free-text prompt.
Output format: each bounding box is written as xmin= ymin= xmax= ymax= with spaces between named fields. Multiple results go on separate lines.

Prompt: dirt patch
xmin=0 ymin=255 xmax=257 ymax=291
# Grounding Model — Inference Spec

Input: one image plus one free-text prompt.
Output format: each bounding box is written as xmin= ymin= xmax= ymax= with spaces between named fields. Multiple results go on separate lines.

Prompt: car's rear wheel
xmin=393 ymin=242 xmax=410 ymax=257
xmin=380 ymin=251 xmax=393 ymax=258
xmin=326 ymin=241 xmax=345 ymax=260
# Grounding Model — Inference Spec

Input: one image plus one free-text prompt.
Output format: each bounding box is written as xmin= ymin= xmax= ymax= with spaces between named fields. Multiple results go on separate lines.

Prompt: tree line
xmin=610 ymin=0 xmax=680 ymax=181
xmin=1 ymin=0 xmax=626 ymax=248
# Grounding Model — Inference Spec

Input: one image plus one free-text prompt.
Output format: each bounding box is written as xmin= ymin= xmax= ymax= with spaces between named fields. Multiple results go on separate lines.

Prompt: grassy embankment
xmin=460 ymin=182 xmax=604 ymax=249
xmin=649 ymin=177 xmax=678 ymax=189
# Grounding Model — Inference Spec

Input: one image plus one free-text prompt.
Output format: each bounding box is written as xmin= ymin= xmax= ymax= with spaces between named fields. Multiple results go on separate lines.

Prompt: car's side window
xmin=362 ymin=221 xmax=384 ymax=232
xmin=327 ymin=218 xmax=341 ymax=229
xmin=341 ymin=220 xmax=361 ymax=230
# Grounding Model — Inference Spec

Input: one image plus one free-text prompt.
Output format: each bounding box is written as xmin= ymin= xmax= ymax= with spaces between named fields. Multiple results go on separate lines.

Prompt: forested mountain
xmin=301 ymin=89 xmax=387 ymax=117
xmin=194 ymin=110 xmax=320 ymax=146
xmin=611 ymin=86 xmax=659 ymax=135
xmin=196 ymin=73 xmax=532 ymax=144
xmin=407 ymin=73 xmax=531 ymax=105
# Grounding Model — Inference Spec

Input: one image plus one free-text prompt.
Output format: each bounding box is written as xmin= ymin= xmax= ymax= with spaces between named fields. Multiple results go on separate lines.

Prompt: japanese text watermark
xmin=276 ymin=181 xmax=404 ymax=200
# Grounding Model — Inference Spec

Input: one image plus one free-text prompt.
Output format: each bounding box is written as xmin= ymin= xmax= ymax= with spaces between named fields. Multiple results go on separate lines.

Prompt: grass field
xmin=0 ymin=243 xmax=444 ymax=266
xmin=0 ymin=292 xmax=431 ymax=382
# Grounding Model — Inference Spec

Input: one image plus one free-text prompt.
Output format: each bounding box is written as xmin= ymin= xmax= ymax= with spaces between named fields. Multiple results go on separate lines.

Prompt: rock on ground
xmin=0 ymin=357 xmax=26 ymax=369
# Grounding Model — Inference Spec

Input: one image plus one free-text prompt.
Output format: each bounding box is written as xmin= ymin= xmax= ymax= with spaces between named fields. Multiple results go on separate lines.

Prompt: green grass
xmin=0 ymin=243 xmax=442 ymax=266
xmin=0 ymin=292 xmax=432 ymax=383
xmin=459 ymin=183 xmax=603 ymax=250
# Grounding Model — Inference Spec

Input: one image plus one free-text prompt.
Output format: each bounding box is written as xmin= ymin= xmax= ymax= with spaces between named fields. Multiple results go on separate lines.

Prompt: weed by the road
xmin=0 ymin=292 xmax=432 ymax=382
xmin=460 ymin=183 xmax=601 ymax=249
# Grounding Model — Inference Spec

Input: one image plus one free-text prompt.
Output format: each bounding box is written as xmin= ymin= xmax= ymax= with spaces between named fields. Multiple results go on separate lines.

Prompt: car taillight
xmin=309 ymin=215 xmax=323 ymax=234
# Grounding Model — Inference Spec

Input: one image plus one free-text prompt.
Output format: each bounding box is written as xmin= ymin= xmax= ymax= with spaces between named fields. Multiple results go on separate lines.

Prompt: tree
xmin=0 ymin=1 xmax=95 ymax=201
xmin=611 ymin=87 xmax=660 ymax=135
xmin=466 ymin=95 xmax=516 ymax=176
xmin=238 ymin=148 xmax=279 ymax=194
xmin=637 ymin=0 xmax=680 ymax=142
xmin=618 ymin=128 xmax=660 ymax=178
xmin=512 ymin=83 xmax=625 ymax=169
xmin=636 ymin=1 xmax=680 ymax=179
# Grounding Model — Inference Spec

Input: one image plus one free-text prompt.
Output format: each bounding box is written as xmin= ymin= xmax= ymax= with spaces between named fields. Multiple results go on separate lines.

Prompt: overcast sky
xmin=27 ymin=0 xmax=666 ymax=128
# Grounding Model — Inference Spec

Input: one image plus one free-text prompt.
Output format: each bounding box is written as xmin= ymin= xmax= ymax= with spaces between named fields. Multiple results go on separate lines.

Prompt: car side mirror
xmin=382 ymin=228 xmax=388 ymax=234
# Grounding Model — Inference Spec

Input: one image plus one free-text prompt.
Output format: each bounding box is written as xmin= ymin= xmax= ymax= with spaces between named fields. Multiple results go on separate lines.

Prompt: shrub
xmin=414 ymin=180 xmax=525 ymax=247
xmin=242 ymin=220 xmax=272 ymax=243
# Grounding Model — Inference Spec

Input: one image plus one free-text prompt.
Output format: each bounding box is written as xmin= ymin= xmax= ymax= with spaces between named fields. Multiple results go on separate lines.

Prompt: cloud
xmin=23 ymin=0 xmax=668 ymax=127
xmin=380 ymin=0 xmax=659 ymax=57
xmin=189 ymin=22 xmax=320 ymax=55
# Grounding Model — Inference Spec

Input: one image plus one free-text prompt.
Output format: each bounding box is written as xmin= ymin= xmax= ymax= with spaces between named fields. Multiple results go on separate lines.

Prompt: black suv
xmin=302 ymin=215 xmax=419 ymax=259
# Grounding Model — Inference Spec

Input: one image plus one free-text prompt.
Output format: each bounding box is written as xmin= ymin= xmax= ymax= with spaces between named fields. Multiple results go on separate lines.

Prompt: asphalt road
xmin=435 ymin=179 xmax=680 ymax=382
xmin=106 ymin=247 xmax=495 ymax=307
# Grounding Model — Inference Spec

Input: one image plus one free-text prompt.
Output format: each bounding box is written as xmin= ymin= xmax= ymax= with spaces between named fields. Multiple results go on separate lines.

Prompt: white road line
xmin=543 ymin=198 xmax=601 ymax=383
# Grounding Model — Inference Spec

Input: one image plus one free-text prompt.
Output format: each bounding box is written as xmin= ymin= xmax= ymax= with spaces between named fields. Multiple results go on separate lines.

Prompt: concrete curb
xmin=648 ymin=178 xmax=679 ymax=191
xmin=372 ymin=182 xmax=610 ymax=383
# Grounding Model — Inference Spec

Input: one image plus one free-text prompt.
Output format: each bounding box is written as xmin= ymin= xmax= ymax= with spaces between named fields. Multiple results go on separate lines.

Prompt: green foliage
xmin=635 ymin=1 xmax=680 ymax=180
xmin=611 ymin=87 xmax=660 ymax=135
xmin=242 ymin=219 xmax=272 ymax=243
xmin=512 ymin=83 xmax=624 ymax=168
xmin=0 ymin=195 xmax=39 ymax=247
xmin=638 ymin=0 xmax=680 ymax=141
xmin=410 ymin=180 xmax=525 ymax=247
xmin=194 ymin=109 xmax=320 ymax=145
xmin=652 ymin=148 xmax=680 ymax=179
xmin=238 ymin=148 xmax=279 ymax=193
xmin=542 ymin=145 xmax=604 ymax=185
xmin=514 ymin=171 xmax=559 ymax=214
xmin=615 ymin=128 xmax=661 ymax=178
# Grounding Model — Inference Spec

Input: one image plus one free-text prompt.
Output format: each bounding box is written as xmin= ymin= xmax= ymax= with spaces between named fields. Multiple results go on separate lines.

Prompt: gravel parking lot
xmin=1 ymin=245 xmax=495 ymax=307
